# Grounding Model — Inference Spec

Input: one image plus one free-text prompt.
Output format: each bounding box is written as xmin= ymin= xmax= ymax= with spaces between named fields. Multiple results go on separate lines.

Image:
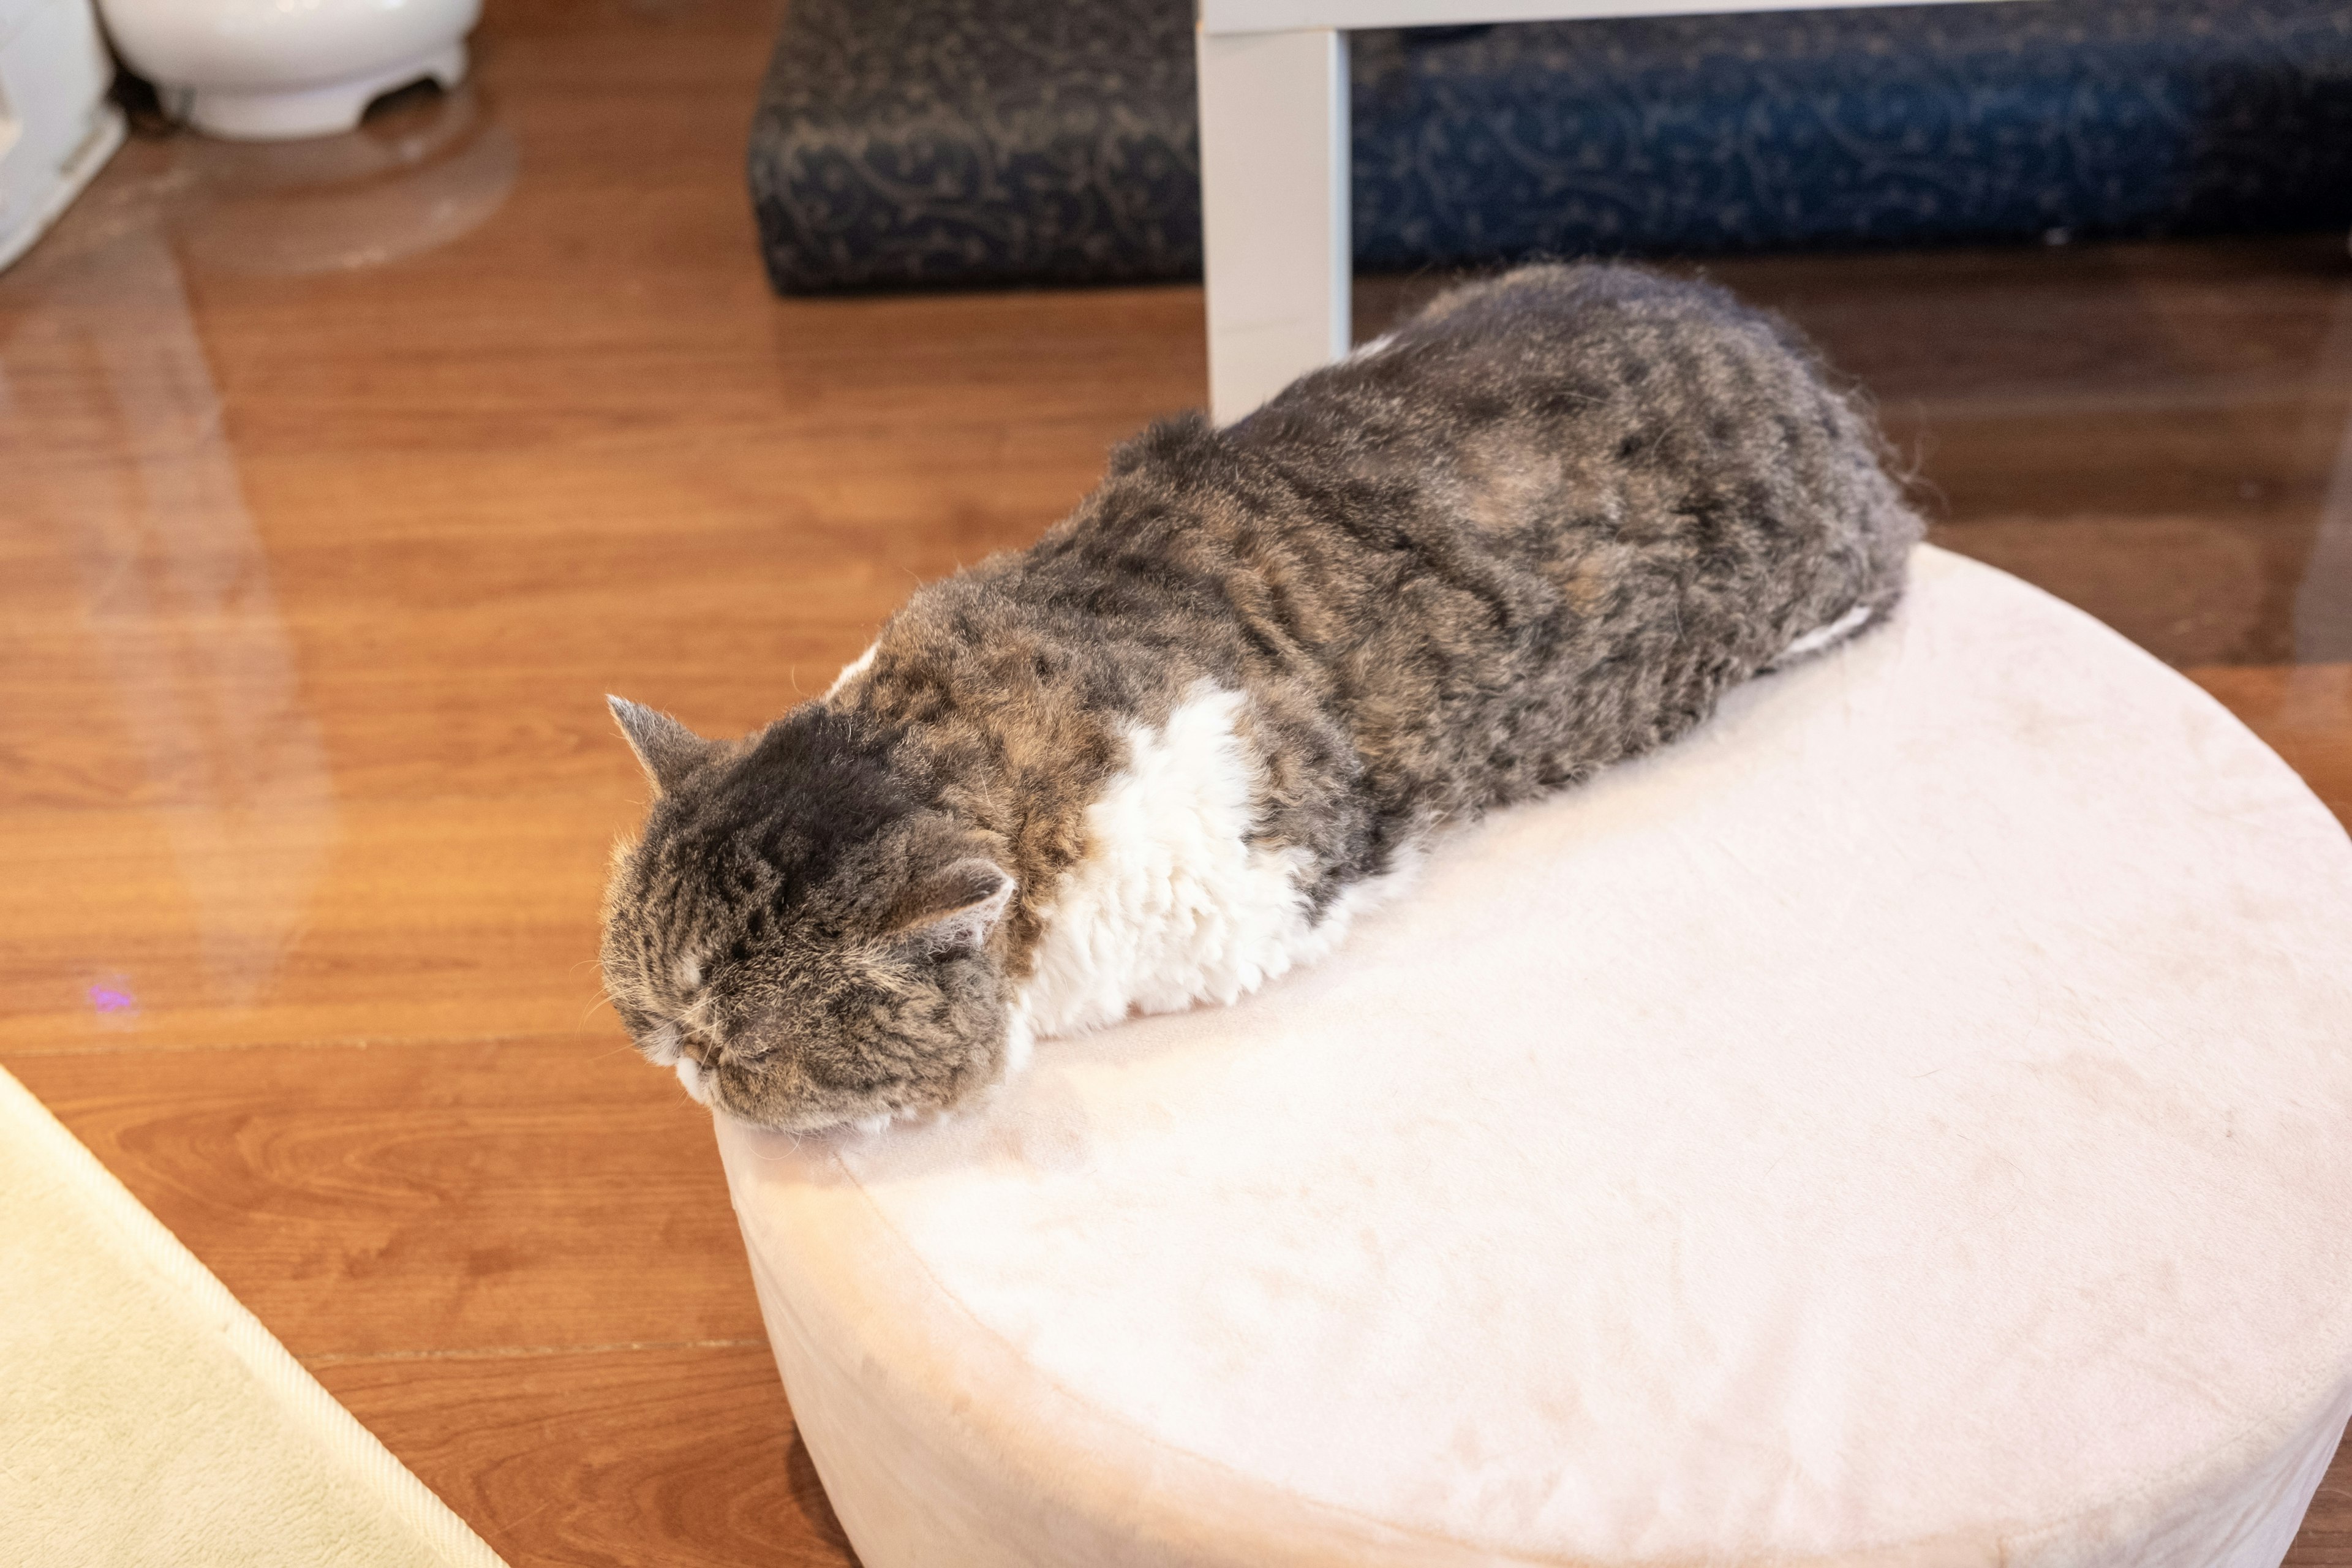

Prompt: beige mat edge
xmin=0 ymin=1065 xmax=508 ymax=1568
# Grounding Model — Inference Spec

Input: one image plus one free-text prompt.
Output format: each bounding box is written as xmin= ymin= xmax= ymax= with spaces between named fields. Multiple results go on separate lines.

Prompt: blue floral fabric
xmin=747 ymin=0 xmax=2352 ymax=293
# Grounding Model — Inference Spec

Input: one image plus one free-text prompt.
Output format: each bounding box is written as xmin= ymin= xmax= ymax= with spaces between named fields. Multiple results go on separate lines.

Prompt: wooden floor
xmin=2 ymin=1 xmax=2348 ymax=1562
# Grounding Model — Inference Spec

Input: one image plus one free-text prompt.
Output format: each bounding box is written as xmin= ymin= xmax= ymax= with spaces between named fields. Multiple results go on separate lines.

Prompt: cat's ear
xmin=888 ymin=858 xmax=1015 ymax=955
xmin=607 ymin=696 xmax=721 ymax=795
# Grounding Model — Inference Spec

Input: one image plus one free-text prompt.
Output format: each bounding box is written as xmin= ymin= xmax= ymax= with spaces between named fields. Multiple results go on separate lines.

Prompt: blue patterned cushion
xmin=748 ymin=0 xmax=2352 ymax=293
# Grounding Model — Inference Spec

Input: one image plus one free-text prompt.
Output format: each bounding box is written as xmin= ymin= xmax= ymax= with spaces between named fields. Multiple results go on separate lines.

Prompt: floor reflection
xmin=1 ymin=210 xmax=337 ymax=1014
xmin=167 ymin=85 xmax=518 ymax=277
xmin=0 ymin=81 xmax=522 ymax=1027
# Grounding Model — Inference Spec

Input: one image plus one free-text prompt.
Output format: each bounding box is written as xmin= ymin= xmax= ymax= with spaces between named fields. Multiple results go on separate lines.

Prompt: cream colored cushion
xmin=718 ymin=546 xmax=2352 ymax=1568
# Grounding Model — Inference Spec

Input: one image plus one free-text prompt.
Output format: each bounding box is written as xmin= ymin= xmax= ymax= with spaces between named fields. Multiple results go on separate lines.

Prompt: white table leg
xmin=1196 ymin=26 xmax=1350 ymax=426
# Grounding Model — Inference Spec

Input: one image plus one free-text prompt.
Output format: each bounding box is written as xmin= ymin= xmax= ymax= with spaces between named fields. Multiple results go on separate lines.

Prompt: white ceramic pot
xmin=99 ymin=0 xmax=480 ymax=141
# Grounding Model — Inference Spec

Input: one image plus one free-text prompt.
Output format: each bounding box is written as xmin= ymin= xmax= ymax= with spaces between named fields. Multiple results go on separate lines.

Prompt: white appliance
xmin=0 ymin=0 xmax=124 ymax=271
xmin=100 ymin=0 xmax=478 ymax=142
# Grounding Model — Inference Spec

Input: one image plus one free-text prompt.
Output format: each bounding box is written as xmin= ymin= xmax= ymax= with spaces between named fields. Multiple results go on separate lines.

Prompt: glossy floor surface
xmin=1 ymin=1 xmax=2347 ymax=1563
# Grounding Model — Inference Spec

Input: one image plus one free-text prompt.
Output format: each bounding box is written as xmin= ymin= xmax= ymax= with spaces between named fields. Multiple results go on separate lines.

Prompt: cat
xmin=599 ymin=263 xmax=1923 ymax=1133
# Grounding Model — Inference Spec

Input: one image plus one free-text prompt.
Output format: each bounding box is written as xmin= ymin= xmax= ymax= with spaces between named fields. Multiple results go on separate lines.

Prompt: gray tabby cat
xmin=600 ymin=263 xmax=1922 ymax=1132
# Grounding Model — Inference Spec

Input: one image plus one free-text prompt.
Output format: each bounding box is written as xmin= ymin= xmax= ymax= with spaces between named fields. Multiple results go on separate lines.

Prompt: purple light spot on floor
xmin=88 ymin=986 xmax=136 ymax=1013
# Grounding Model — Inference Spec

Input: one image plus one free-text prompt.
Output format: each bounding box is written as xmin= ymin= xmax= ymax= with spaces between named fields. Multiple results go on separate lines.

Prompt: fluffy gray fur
xmin=600 ymin=263 xmax=1923 ymax=1131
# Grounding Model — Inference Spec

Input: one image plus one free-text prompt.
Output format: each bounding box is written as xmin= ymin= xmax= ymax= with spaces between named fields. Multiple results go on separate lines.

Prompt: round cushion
xmin=716 ymin=546 xmax=2352 ymax=1568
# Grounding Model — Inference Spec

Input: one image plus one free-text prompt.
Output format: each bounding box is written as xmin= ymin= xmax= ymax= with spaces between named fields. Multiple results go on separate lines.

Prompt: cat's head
xmin=598 ymin=696 xmax=1019 ymax=1133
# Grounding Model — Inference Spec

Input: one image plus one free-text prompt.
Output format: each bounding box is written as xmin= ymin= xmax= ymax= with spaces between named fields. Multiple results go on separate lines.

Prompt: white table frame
xmin=1195 ymin=0 xmax=2013 ymax=424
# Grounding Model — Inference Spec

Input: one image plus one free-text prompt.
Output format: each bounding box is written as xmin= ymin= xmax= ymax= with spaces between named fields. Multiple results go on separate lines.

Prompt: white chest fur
xmin=1012 ymin=685 xmax=1403 ymax=1049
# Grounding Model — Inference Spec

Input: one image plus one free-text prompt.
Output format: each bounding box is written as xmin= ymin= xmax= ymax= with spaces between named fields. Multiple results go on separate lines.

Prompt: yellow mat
xmin=0 ymin=1066 xmax=507 ymax=1568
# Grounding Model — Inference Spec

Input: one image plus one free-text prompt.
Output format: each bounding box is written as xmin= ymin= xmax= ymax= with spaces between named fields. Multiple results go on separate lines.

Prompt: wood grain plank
xmin=313 ymin=1344 xmax=859 ymax=1568
xmin=0 ymin=1036 xmax=760 ymax=1355
xmin=2188 ymin=664 xmax=2352 ymax=829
